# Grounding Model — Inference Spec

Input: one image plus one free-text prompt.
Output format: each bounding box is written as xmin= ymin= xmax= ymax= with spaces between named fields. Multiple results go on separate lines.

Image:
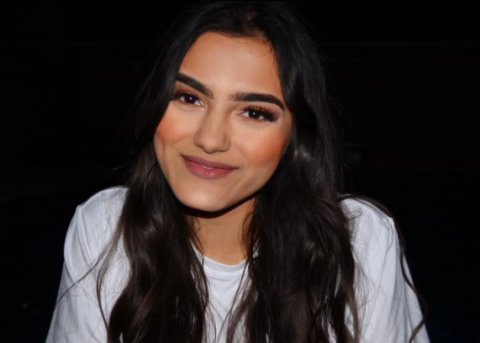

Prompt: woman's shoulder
xmin=73 ymin=186 xmax=127 ymax=239
xmin=71 ymin=185 xmax=128 ymax=246
xmin=63 ymin=186 xmax=128 ymax=278
xmin=78 ymin=186 xmax=128 ymax=219
xmin=339 ymin=196 xmax=399 ymax=268
xmin=48 ymin=187 xmax=130 ymax=342
xmin=340 ymin=196 xmax=396 ymax=246
xmin=339 ymin=197 xmax=429 ymax=342
xmin=340 ymin=196 xmax=393 ymax=227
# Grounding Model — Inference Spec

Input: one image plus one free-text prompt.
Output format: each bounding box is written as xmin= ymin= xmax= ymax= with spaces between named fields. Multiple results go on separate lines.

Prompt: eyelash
xmin=170 ymin=90 xmax=278 ymax=122
xmin=243 ymin=106 xmax=277 ymax=122
xmin=170 ymin=91 xmax=201 ymax=106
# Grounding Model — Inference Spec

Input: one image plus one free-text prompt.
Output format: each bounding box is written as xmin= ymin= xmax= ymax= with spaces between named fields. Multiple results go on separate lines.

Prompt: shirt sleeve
xmin=344 ymin=199 xmax=430 ymax=343
xmin=46 ymin=204 xmax=108 ymax=343
xmin=46 ymin=187 xmax=127 ymax=343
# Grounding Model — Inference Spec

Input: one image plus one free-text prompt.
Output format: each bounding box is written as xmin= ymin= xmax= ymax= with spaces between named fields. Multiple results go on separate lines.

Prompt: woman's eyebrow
xmin=176 ymin=72 xmax=286 ymax=111
xmin=177 ymin=73 xmax=213 ymax=97
xmin=231 ymin=92 xmax=285 ymax=111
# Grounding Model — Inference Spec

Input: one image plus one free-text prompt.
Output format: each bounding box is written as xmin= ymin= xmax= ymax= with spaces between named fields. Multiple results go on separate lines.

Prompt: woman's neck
xmin=190 ymin=198 xmax=253 ymax=265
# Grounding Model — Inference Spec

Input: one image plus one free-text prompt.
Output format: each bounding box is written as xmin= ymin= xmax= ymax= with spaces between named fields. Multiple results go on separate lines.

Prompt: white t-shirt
xmin=46 ymin=186 xmax=430 ymax=343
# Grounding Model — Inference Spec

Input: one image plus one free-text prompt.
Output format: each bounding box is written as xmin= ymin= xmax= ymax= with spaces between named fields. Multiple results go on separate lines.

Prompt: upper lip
xmin=182 ymin=155 xmax=237 ymax=170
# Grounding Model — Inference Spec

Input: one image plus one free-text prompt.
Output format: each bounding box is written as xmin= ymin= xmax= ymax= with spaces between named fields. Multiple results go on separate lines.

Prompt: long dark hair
xmin=97 ymin=1 xmax=399 ymax=342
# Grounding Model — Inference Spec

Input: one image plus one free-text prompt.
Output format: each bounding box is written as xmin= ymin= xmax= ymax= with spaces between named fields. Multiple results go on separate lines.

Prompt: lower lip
xmin=183 ymin=157 xmax=236 ymax=180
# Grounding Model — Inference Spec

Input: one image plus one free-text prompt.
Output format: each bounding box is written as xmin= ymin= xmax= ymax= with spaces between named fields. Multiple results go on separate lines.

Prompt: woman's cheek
xmin=155 ymin=106 xmax=194 ymax=143
xmin=238 ymin=129 xmax=289 ymax=167
xmin=155 ymin=107 xmax=177 ymax=141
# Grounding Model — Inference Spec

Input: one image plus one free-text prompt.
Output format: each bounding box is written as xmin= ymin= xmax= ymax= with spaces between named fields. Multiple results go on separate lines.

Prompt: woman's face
xmin=154 ymin=32 xmax=292 ymax=213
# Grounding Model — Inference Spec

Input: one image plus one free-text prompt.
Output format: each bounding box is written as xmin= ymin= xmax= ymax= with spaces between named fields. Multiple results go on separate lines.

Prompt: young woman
xmin=47 ymin=1 xmax=429 ymax=342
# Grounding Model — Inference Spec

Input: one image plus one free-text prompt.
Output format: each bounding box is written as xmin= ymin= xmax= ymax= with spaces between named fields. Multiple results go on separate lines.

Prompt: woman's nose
xmin=193 ymin=109 xmax=231 ymax=154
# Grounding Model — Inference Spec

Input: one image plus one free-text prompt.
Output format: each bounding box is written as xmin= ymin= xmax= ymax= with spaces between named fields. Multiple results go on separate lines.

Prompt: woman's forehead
xmin=178 ymin=32 xmax=284 ymax=101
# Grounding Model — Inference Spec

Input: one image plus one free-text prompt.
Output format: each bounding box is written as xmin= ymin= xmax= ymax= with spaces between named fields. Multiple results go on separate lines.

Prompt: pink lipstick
xmin=182 ymin=155 xmax=237 ymax=179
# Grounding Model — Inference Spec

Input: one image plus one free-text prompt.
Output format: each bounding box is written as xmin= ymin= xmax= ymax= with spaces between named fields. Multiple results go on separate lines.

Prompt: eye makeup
xmin=170 ymin=90 xmax=202 ymax=106
xmin=170 ymin=83 xmax=281 ymax=123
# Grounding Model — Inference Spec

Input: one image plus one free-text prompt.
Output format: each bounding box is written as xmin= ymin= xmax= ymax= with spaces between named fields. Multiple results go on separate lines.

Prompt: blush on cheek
xmin=238 ymin=116 xmax=292 ymax=168
xmin=153 ymin=110 xmax=177 ymax=169
xmin=155 ymin=105 xmax=198 ymax=143
xmin=155 ymin=109 xmax=176 ymax=142
xmin=245 ymin=138 xmax=287 ymax=167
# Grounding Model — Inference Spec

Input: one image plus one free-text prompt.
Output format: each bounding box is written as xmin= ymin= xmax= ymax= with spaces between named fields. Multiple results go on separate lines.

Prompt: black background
xmin=1 ymin=2 xmax=479 ymax=342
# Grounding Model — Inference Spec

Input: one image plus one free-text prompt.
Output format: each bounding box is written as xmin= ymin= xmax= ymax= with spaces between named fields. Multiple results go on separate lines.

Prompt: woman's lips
xmin=182 ymin=155 xmax=238 ymax=179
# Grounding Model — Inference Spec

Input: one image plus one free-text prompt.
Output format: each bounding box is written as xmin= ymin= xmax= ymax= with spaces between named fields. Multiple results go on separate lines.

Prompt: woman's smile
xmin=182 ymin=155 xmax=239 ymax=180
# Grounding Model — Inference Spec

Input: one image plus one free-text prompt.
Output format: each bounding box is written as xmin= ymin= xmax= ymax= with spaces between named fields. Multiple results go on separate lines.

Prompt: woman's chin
xmin=178 ymin=196 xmax=231 ymax=215
xmin=179 ymin=194 xmax=255 ymax=218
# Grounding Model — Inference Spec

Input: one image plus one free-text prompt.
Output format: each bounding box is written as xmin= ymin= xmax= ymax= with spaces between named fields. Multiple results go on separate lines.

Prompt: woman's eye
xmin=242 ymin=107 xmax=277 ymax=122
xmin=171 ymin=92 xmax=201 ymax=106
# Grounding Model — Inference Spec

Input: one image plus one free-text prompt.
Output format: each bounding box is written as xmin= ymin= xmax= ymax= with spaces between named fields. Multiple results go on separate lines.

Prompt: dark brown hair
xmin=95 ymin=1 xmax=423 ymax=342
